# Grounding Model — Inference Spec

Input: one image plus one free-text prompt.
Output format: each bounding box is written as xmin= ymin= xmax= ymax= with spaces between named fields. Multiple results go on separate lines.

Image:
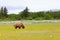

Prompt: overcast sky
xmin=0 ymin=0 xmax=60 ymax=14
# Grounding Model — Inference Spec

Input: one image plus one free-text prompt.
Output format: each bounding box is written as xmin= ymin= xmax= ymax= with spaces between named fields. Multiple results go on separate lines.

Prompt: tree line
xmin=0 ymin=6 xmax=60 ymax=21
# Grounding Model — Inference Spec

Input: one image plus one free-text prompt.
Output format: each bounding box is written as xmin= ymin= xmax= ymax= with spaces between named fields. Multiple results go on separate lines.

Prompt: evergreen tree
xmin=0 ymin=7 xmax=4 ymax=18
xmin=4 ymin=7 xmax=8 ymax=17
xmin=20 ymin=7 xmax=29 ymax=19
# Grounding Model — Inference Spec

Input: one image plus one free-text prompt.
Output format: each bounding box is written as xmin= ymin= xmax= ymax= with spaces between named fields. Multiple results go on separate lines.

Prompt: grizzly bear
xmin=14 ymin=22 xmax=25 ymax=29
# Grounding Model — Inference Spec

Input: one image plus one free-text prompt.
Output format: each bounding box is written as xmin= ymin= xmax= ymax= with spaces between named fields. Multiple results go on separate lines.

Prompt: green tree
xmin=0 ymin=7 xmax=4 ymax=18
xmin=4 ymin=7 xmax=8 ymax=18
xmin=20 ymin=7 xmax=29 ymax=19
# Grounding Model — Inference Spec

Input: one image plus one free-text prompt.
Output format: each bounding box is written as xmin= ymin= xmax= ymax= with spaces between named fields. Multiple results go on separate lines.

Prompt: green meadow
xmin=0 ymin=23 xmax=60 ymax=40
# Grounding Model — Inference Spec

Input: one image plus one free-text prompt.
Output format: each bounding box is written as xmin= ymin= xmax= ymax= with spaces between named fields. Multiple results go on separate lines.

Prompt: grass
xmin=0 ymin=23 xmax=60 ymax=40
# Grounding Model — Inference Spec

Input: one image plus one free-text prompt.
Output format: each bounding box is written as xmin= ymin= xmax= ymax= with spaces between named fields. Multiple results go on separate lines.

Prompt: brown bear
xmin=14 ymin=22 xmax=25 ymax=29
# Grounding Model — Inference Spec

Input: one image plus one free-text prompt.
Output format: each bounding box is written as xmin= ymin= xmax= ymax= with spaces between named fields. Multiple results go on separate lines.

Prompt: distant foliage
xmin=0 ymin=6 xmax=60 ymax=21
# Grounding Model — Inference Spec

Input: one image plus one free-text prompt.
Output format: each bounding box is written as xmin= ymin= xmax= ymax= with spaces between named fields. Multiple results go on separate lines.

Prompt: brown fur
xmin=14 ymin=22 xmax=25 ymax=29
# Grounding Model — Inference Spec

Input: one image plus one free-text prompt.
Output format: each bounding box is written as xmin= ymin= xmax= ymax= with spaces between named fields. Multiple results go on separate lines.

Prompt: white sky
xmin=0 ymin=0 xmax=60 ymax=14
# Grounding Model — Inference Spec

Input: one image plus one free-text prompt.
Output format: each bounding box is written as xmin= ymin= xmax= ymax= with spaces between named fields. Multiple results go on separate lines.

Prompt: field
xmin=0 ymin=23 xmax=60 ymax=40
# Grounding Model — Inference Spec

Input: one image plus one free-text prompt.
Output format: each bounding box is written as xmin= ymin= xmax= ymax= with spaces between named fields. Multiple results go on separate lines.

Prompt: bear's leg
xmin=22 ymin=26 xmax=25 ymax=29
xmin=15 ymin=26 xmax=18 ymax=29
xmin=19 ymin=27 xmax=21 ymax=29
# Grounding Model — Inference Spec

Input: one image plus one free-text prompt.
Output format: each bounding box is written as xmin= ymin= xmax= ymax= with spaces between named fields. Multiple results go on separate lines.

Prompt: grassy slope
xmin=0 ymin=23 xmax=60 ymax=40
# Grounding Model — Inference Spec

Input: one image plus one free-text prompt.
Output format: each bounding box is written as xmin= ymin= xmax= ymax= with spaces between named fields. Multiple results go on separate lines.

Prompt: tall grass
xmin=0 ymin=23 xmax=60 ymax=40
